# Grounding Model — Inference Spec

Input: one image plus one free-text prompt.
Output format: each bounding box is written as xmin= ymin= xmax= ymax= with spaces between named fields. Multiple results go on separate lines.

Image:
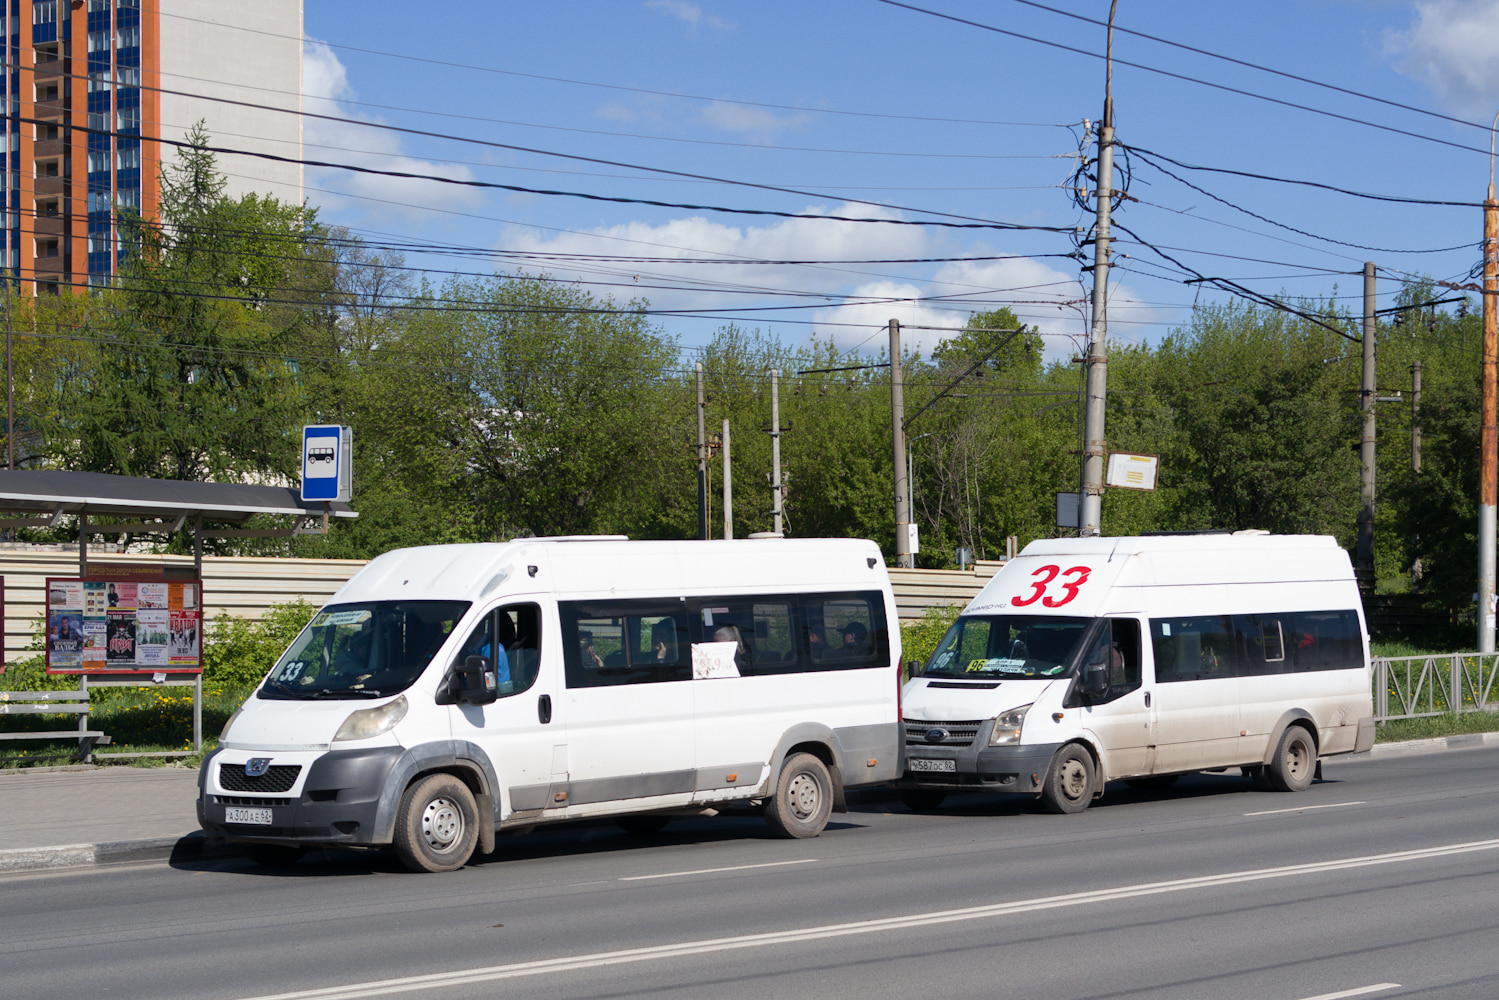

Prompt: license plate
xmin=908 ymin=758 xmax=956 ymax=773
xmin=225 ymin=807 xmax=273 ymax=826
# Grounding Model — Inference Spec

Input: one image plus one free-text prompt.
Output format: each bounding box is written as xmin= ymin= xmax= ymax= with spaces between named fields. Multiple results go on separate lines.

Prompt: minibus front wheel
xmin=1040 ymin=743 xmax=1096 ymax=815
xmin=394 ymin=773 xmax=480 ymax=873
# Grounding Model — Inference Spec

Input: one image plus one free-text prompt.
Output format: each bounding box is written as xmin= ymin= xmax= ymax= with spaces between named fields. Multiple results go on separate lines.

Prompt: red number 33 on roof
xmin=1012 ymin=564 xmax=1092 ymax=607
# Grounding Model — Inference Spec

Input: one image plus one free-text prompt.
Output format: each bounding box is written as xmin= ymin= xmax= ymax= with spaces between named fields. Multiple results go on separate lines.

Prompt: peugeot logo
xmin=245 ymin=758 xmax=272 ymax=778
xmin=925 ymin=728 xmax=950 ymax=744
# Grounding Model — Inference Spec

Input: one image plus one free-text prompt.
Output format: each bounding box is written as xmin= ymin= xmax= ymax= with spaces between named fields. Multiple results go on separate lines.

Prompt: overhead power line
xmin=874 ymin=0 xmax=1496 ymax=158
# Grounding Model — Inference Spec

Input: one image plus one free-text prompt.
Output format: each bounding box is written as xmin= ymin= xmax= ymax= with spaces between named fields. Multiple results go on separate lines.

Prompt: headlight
xmin=333 ymin=696 xmax=408 ymax=742
xmin=219 ymin=705 xmax=243 ymax=741
xmin=990 ymin=703 xmax=1032 ymax=746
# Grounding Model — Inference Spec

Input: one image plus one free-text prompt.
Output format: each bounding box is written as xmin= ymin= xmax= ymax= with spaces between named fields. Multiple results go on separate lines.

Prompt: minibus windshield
xmin=923 ymin=614 xmax=1091 ymax=680
xmin=258 ymin=600 xmax=470 ymax=700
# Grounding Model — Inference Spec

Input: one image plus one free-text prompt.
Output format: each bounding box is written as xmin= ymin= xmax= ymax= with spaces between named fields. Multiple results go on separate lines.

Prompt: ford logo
xmin=245 ymin=758 xmax=272 ymax=778
xmin=925 ymin=728 xmax=950 ymax=744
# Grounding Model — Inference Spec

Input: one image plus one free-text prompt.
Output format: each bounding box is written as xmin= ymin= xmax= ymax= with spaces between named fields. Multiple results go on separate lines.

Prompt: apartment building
xmin=7 ymin=0 xmax=302 ymax=293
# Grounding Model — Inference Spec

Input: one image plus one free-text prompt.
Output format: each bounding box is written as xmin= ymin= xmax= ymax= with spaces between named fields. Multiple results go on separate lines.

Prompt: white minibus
xmin=199 ymin=537 xmax=902 ymax=871
xmin=898 ymin=533 xmax=1376 ymax=814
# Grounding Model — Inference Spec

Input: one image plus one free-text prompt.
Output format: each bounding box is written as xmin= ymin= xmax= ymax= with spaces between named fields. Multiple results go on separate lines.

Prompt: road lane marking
xmin=231 ymin=838 xmax=1499 ymax=1000
xmin=1296 ymin=985 xmax=1400 ymax=1000
xmin=619 ymin=858 xmax=818 ymax=881
xmin=1245 ymin=801 xmax=1367 ymax=817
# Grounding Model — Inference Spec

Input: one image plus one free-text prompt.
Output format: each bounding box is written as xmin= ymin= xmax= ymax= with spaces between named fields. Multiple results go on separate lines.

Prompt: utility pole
xmin=721 ymin=418 xmax=733 ymax=540
xmin=1081 ymin=2 xmax=1120 ymax=537
xmin=1480 ymin=167 xmax=1498 ymax=652
xmin=1357 ymin=262 xmax=1376 ymax=580
xmin=695 ymin=362 xmax=707 ymax=540
xmin=5 ymin=284 xmax=12 ymax=470
xmin=1411 ymin=360 xmax=1422 ymax=474
xmin=890 ymin=319 xmax=912 ymax=568
xmin=770 ymin=369 xmax=784 ymax=535
xmin=1412 ymin=359 xmax=1423 ymax=590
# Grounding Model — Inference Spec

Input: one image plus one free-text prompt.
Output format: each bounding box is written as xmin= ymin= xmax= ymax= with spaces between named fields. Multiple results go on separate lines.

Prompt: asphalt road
xmin=7 ymin=746 xmax=1499 ymax=1000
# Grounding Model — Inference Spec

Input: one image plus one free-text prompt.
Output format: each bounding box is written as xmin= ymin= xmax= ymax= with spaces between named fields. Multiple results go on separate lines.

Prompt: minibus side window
xmin=1286 ymin=610 xmax=1362 ymax=672
xmin=695 ymin=601 xmax=797 ymax=675
xmin=811 ymin=595 xmax=886 ymax=671
xmin=451 ymin=604 xmax=543 ymax=698
xmin=1150 ymin=616 xmax=1235 ymax=682
xmin=1234 ymin=614 xmax=1287 ymax=677
xmin=1074 ymin=618 xmax=1141 ymax=703
xmin=561 ymin=601 xmax=692 ymax=687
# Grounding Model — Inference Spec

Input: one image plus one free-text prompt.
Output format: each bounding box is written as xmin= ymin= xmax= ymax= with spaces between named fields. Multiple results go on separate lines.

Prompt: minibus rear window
xmin=258 ymin=600 xmax=470 ymax=699
xmin=923 ymin=615 xmax=1090 ymax=679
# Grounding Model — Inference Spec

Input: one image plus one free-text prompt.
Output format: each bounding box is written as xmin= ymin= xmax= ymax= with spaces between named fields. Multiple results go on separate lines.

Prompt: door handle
xmin=538 ymin=694 xmax=552 ymax=725
xmin=1144 ymin=691 xmax=1151 ymax=708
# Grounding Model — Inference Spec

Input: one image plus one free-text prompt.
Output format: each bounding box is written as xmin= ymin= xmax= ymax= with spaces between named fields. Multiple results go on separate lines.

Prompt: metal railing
xmin=1373 ymin=653 xmax=1499 ymax=722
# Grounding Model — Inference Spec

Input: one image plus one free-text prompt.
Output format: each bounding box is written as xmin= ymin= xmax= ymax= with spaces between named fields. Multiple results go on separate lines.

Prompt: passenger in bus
xmin=651 ymin=619 xmax=680 ymax=662
xmin=829 ymin=621 xmax=869 ymax=659
xmin=714 ymin=624 xmax=751 ymax=671
xmin=804 ymin=627 xmax=827 ymax=661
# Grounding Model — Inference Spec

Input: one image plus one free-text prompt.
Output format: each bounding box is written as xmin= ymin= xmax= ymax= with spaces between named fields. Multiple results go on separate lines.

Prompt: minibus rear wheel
xmin=394 ymin=773 xmax=480 ymax=873
xmin=1040 ymin=744 xmax=1096 ymax=814
xmin=764 ymin=752 xmax=833 ymax=838
xmin=1267 ymin=725 xmax=1316 ymax=793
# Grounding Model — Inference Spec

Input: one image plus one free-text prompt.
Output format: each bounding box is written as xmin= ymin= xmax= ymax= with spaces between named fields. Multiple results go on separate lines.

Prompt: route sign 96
xmin=301 ymin=425 xmax=352 ymax=503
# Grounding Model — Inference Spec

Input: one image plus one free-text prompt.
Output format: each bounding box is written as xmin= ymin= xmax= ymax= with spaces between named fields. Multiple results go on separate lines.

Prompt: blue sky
xmin=283 ymin=1 xmax=1499 ymax=360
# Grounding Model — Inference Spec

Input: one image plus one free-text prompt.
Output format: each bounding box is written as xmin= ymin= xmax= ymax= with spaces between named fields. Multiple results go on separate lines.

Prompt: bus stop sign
xmin=301 ymin=425 xmax=352 ymax=503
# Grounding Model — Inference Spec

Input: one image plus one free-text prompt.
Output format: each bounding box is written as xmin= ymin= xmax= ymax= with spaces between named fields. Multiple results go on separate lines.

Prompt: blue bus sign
xmin=301 ymin=425 xmax=352 ymax=502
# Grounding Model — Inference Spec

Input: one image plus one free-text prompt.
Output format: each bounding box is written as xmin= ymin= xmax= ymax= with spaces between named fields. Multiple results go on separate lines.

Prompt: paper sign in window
xmin=692 ymin=641 xmax=740 ymax=679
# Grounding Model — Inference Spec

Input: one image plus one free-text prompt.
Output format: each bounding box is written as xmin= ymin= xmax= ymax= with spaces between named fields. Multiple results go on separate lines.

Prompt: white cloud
xmin=699 ymin=100 xmax=810 ymax=140
xmin=498 ymin=206 xmax=1162 ymax=358
xmin=302 ymin=40 xmax=486 ymax=224
xmin=645 ymin=0 xmax=735 ymax=32
xmin=1384 ymin=0 xmax=1499 ymax=115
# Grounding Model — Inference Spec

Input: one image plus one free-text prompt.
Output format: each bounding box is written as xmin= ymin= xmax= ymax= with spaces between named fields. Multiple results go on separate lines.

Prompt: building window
xmin=88 ymin=72 xmax=111 ymax=93
xmin=32 ymin=1 xmax=56 ymax=25
xmin=87 ymin=30 xmax=110 ymax=52
xmin=116 ymin=24 xmax=139 ymax=48
xmin=87 ymin=112 xmax=109 ymax=132
xmin=88 ymin=190 xmax=109 ymax=212
xmin=116 ymin=66 xmax=139 ymax=87
xmin=87 ymin=0 xmax=110 ymax=10
xmin=116 ymin=107 xmax=139 ymax=131
xmin=88 ymin=232 xmax=111 ymax=254
xmin=116 ymin=146 xmax=138 ymax=171
xmin=117 ymin=188 xmax=138 ymax=209
xmin=88 ymin=149 xmax=110 ymax=173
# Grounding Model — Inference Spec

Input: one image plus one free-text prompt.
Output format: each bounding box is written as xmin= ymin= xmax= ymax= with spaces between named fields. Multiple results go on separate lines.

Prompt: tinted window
xmin=562 ymin=601 xmax=692 ymax=688
xmin=1152 ymin=609 xmax=1363 ymax=681
xmin=1286 ymin=610 xmax=1363 ymax=672
xmin=452 ymin=603 xmax=543 ymax=698
xmin=1150 ymin=616 xmax=1235 ymax=682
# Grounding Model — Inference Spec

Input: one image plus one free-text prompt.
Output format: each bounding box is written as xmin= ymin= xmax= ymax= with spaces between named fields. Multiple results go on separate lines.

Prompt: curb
xmin=0 ymin=831 xmax=242 ymax=874
xmin=1347 ymin=729 xmax=1499 ymax=760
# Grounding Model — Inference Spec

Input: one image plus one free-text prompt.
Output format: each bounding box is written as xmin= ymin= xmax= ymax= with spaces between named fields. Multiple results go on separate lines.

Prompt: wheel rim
xmin=1058 ymin=758 xmax=1089 ymax=801
xmin=1286 ymin=737 xmax=1310 ymax=780
xmin=786 ymin=771 xmax=821 ymax=820
xmin=420 ymin=796 xmax=463 ymax=853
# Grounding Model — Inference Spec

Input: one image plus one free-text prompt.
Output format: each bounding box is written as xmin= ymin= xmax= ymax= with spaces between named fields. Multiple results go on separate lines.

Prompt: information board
xmin=46 ymin=575 xmax=203 ymax=674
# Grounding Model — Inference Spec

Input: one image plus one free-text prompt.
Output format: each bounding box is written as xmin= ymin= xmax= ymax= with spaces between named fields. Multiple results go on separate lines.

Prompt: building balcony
xmin=33 ymin=139 xmax=65 ymax=159
xmin=31 ymin=61 xmax=63 ymax=82
xmin=32 ymin=215 xmax=65 ymax=238
xmin=33 ymin=176 xmax=65 ymax=197
xmin=33 ymin=98 xmax=64 ymax=118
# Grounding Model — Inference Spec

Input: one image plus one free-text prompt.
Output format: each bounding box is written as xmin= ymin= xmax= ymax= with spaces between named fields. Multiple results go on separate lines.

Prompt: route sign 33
xmin=301 ymin=425 xmax=353 ymax=503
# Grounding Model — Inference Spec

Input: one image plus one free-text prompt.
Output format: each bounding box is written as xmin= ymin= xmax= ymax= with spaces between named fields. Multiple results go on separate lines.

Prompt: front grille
xmin=215 ymin=795 xmax=292 ymax=807
xmin=904 ymin=719 xmax=983 ymax=746
xmin=219 ymin=764 xmax=301 ymax=794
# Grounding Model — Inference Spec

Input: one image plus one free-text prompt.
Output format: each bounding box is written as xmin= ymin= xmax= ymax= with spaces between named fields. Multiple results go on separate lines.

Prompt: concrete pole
xmin=1081 ymin=112 xmax=1114 ymax=537
xmin=721 ymin=418 xmax=733 ymax=540
xmin=890 ymin=319 xmax=911 ymax=568
xmin=1479 ymin=186 xmax=1497 ymax=652
xmin=1411 ymin=361 xmax=1422 ymax=474
xmin=1357 ymin=262 xmax=1376 ymax=578
xmin=5 ymin=290 xmax=11 ymax=471
xmin=695 ymin=362 xmax=707 ymax=541
xmin=770 ymin=369 xmax=783 ymax=535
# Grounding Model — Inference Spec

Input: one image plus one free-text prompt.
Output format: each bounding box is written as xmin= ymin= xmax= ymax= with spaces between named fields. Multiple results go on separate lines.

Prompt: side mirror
xmin=905 ymin=659 xmax=922 ymax=678
xmin=459 ymin=655 xmax=497 ymax=705
xmin=1083 ymin=662 xmax=1108 ymax=698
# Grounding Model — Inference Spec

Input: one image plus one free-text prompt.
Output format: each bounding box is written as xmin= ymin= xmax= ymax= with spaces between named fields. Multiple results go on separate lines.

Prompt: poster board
xmin=46 ymin=574 xmax=202 ymax=674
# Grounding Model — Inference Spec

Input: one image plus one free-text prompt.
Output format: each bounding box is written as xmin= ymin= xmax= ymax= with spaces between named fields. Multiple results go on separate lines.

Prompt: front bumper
xmin=897 ymin=738 xmax=1065 ymax=795
xmin=198 ymin=746 xmax=403 ymax=847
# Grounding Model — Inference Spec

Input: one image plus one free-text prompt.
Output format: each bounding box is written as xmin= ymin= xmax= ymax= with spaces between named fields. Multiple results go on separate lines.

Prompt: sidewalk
xmin=1 ymin=732 xmax=1496 ymax=875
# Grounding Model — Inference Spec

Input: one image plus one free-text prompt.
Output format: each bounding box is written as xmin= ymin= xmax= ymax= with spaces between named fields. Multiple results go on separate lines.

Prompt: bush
xmin=900 ymin=604 xmax=962 ymax=675
xmin=201 ymin=598 xmax=318 ymax=688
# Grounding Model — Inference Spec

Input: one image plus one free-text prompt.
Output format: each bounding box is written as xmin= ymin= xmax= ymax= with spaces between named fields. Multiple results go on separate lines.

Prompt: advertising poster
xmin=47 ymin=575 xmax=203 ymax=674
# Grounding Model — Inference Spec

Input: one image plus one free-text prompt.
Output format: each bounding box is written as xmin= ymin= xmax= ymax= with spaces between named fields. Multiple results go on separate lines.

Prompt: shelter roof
xmin=0 ymin=470 xmax=357 ymax=523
